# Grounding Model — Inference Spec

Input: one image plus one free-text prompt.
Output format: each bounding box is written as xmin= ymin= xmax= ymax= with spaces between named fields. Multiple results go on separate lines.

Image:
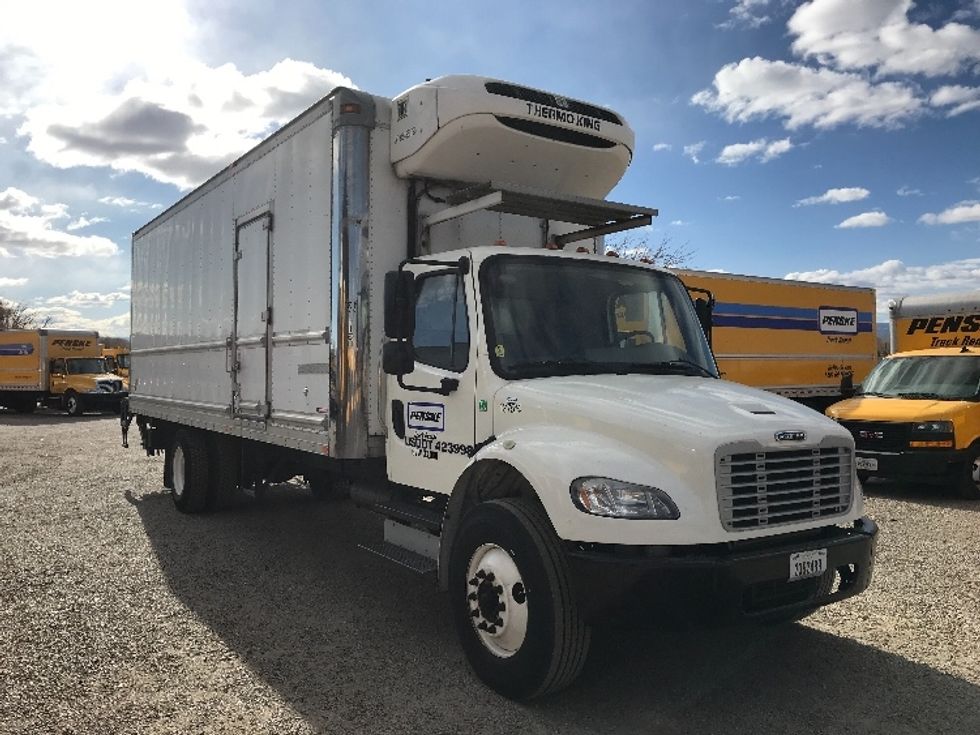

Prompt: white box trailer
xmin=124 ymin=75 xmax=877 ymax=699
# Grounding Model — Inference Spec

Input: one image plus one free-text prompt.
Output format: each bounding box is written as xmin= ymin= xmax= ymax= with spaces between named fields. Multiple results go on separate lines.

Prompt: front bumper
xmin=566 ymin=517 xmax=878 ymax=623
xmin=856 ymin=447 xmax=969 ymax=484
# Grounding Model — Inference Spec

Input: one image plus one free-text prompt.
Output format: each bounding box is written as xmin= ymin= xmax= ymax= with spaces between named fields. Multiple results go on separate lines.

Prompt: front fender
xmin=468 ymin=425 xmax=722 ymax=546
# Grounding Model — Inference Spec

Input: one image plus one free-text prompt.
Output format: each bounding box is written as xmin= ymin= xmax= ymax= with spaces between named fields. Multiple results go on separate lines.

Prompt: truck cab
xmin=47 ymin=355 xmax=127 ymax=416
xmin=827 ymin=347 xmax=980 ymax=499
xmin=102 ymin=347 xmax=131 ymax=388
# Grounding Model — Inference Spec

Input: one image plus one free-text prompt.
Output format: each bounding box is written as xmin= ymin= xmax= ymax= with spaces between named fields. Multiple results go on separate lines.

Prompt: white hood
xmin=494 ymin=374 xmax=851 ymax=452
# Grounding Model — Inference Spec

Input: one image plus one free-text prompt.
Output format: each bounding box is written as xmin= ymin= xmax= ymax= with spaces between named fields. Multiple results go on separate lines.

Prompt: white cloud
xmin=795 ymin=186 xmax=870 ymax=206
xmin=918 ymin=201 xmax=980 ymax=225
xmin=719 ymin=0 xmax=774 ymax=29
xmin=930 ymin=85 xmax=980 ymax=116
xmin=0 ymin=187 xmax=118 ymax=258
xmin=0 ymin=277 xmax=28 ymax=287
xmin=2 ymin=2 xmax=354 ymax=190
xmin=44 ymin=289 xmax=130 ymax=308
xmin=670 ymin=220 xmax=689 ymax=226
xmin=716 ymin=137 xmax=793 ymax=165
xmin=789 ymin=0 xmax=980 ymax=78
xmin=785 ymin=257 xmax=980 ymax=317
xmin=692 ymin=57 xmax=923 ymax=130
xmin=29 ymin=305 xmax=130 ymax=337
xmin=98 ymin=196 xmax=162 ymax=210
xmin=722 ymin=195 xmax=741 ymax=201
xmin=896 ymin=185 xmax=922 ymax=197
xmin=835 ymin=210 xmax=892 ymax=228
xmin=683 ymin=141 xmax=706 ymax=163
xmin=652 ymin=142 xmax=672 ymax=152
xmin=66 ymin=215 xmax=109 ymax=231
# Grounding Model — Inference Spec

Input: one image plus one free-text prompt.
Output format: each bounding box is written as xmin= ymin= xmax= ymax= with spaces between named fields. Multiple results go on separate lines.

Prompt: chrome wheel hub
xmin=466 ymin=543 xmax=528 ymax=658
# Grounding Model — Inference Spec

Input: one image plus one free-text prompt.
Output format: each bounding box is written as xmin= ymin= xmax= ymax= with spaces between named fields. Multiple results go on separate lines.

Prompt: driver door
xmin=386 ymin=264 xmax=477 ymax=494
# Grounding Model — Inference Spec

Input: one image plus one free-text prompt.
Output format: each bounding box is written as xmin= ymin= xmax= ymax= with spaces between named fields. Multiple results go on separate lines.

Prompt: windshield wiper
xmin=507 ymin=359 xmax=614 ymax=376
xmin=648 ymin=359 xmax=716 ymax=378
xmin=896 ymin=391 xmax=947 ymax=400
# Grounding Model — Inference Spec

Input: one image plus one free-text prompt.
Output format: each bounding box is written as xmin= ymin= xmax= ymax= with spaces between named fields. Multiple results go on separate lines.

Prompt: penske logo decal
xmin=51 ymin=338 xmax=94 ymax=351
xmin=407 ymin=402 xmax=445 ymax=432
xmin=818 ymin=307 xmax=858 ymax=335
xmin=906 ymin=314 xmax=980 ymax=348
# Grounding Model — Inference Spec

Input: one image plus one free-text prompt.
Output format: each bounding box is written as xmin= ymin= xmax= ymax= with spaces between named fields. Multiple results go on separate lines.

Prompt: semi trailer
xmin=672 ymin=269 xmax=876 ymax=409
xmin=122 ymin=75 xmax=877 ymax=699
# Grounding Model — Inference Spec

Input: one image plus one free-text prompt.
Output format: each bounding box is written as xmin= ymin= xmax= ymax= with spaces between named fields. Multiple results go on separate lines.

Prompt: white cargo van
xmin=122 ymin=75 xmax=877 ymax=699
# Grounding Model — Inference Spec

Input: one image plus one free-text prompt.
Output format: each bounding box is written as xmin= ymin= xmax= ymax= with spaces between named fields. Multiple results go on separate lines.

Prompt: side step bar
xmin=358 ymin=518 xmax=440 ymax=576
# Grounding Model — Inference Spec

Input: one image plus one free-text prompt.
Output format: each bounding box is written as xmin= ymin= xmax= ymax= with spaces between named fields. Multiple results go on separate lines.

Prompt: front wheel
xmin=64 ymin=391 xmax=84 ymax=417
xmin=959 ymin=446 xmax=980 ymax=500
xmin=449 ymin=498 xmax=590 ymax=700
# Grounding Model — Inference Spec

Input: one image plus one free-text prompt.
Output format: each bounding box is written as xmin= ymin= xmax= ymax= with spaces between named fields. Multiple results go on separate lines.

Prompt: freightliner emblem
xmin=775 ymin=431 xmax=806 ymax=442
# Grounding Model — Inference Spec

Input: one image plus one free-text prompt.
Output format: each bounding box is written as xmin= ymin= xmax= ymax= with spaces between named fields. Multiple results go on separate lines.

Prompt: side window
xmin=51 ymin=358 xmax=66 ymax=374
xmin=414 ymin=273 xmax=469 ymax=372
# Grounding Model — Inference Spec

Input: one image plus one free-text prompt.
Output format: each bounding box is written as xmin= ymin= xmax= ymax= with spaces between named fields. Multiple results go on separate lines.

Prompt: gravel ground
xmin=1 ymin=409 xmax=979 ymax=735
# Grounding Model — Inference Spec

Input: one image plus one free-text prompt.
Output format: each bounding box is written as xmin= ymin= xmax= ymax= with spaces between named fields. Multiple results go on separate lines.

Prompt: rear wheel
xmin=449 ymin=498 xmax=590 ymax=700
xmin=64 ymin=391 xmax=84 ymax=417
xmin=958 ymin=446 xmax=980 ymax=500
xmin=169 ymin=429 xmax=210 ymax=513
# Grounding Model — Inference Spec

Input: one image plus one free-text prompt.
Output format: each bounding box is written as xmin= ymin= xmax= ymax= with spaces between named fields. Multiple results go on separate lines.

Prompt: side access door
xmin=386 ymin=261 xmax=477 ymax=494
xmin=232 ymin=211 xmax=273 ymax=420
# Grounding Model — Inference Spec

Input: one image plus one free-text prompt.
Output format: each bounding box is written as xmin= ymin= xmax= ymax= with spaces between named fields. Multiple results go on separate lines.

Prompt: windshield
xmin=862 ymin=355 xmax=980 ymax=400
xmin=117 ymin=353 xmax=130 ymax=369
xmin=67 ymin=358 xmax=108 ymax=375
xmin=480 ymin=255 xmax=717 ymax=380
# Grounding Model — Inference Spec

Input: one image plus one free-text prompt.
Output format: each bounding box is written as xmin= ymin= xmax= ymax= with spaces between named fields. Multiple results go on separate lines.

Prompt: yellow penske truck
xmin=674 ymin=269 xmax=877 ymax=410
xmin=827 ymin=291 xmax=980 ymax=498
xmin=0 ymin=329 xmax=127 ymax=415
xmin=121 ymin=75 xmax=876 ymax=698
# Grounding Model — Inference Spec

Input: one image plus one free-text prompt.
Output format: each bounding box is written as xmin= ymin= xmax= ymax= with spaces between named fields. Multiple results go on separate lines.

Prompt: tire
xmin=449 ymin=498 xmax=590 ymax=700
xmin=958 ymin=446 xmax=980 ymax=500
xmin=64 ymin=391 xmax=84 ymax=417
xmin=169 ymin=429 xmax=210 ymax=513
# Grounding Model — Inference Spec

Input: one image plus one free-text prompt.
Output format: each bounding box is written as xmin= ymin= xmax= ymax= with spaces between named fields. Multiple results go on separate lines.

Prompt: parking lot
xmin=1 ymin=410 xmax=978 ymax=734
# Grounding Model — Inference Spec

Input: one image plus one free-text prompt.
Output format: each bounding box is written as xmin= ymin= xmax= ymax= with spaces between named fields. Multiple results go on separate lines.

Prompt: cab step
xmin=358 ymin=518 xmax=439 ymax=576
xmin=358 ymin=540 xmax=437 ymax=576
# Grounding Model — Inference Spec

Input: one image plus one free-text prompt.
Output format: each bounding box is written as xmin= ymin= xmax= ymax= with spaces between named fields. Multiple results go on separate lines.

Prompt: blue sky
xmin=1 ymin=0 xmax=978 ymax=336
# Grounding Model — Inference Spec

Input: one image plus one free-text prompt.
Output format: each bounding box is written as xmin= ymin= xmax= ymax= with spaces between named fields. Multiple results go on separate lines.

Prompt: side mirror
xmin=840 ymin=372 xmax=856 ymax=399
xmin=693 ymin=297 xmax=713 ymax=346
xmin=384 ymin=270 xmax=415 ymax=339
xmin=382 ymin=341 xmax=415 ymax=376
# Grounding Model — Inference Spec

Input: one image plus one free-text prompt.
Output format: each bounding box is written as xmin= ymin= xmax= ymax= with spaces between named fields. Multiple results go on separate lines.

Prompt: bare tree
xmin=604 ymin=232 xmax=694 ymax=269
xmin=0 ymin=299 xmax=41 ymax=330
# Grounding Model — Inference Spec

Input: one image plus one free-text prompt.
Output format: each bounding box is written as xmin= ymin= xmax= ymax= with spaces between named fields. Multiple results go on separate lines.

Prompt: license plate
xmin=789 ymin=549 xmax=827 ymax=581
xmin=855 ymin=456 xmax=878 ymax=472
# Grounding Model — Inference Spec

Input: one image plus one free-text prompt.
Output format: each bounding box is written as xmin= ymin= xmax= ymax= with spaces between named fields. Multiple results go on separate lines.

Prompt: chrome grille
xmin=717 ymin=446 xmax=853 ymax=531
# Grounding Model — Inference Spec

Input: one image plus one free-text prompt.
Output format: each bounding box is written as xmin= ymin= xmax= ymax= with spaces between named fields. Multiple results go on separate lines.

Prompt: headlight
xmin=912 ymin=420 xmax=953 ymax=433
xmin=570 ymin=477 xmax=680 ymax=520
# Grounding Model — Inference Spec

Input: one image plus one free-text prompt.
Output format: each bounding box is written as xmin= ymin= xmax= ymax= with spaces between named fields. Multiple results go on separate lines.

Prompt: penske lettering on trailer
xmin=907 ymin=314 xmax=980 ymax=347
xmin=51 ymin=339 xmax=93 ymax=350
xmin=524 ymin=103 xmax=602 ymax=132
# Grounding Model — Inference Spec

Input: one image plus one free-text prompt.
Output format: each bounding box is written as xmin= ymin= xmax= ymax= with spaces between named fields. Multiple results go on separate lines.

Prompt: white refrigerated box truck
xmin=123 ymin=75 xmax=877 ymax=699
